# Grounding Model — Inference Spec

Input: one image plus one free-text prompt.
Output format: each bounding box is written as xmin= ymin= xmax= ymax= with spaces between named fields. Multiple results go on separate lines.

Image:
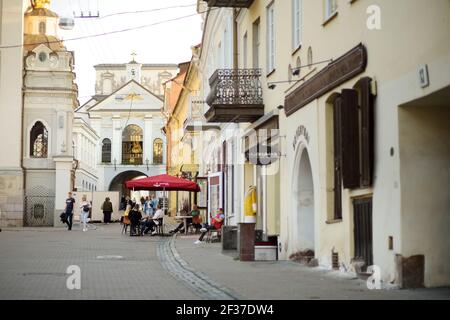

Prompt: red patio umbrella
xmin=125 ymin=174 xmax=201 ymax=192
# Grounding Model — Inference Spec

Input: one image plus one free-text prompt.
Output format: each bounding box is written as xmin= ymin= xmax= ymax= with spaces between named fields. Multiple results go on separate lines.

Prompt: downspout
xmin=233 ymin=8 xmax=239 ymax=70
xmin=21 ymin=64 xmax=27 ymax=220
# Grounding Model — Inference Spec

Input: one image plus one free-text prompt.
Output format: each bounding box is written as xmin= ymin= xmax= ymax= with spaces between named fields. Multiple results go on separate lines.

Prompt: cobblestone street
xmin=0 ymin=224 xmax=449 ymax=300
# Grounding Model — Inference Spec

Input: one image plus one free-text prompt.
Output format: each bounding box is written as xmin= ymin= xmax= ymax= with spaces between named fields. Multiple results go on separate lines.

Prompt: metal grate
xmin=24 ymin=186 xmax=55 ymax=227
xmin=332 ymin=252 xmax=339 ymax=270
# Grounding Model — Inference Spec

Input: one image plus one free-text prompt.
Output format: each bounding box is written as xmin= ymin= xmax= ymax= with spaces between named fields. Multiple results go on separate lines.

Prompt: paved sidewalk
xmin=174 ymin=235 xmax=450 ymax=300
xmin=1 ymin=224 xmax=449 ymax=300
xmin=0 ymin=224 xmax=197 ymax=300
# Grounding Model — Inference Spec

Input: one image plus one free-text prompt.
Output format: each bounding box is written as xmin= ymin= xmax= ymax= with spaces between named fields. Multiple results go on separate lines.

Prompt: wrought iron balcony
xmin=204 ymin=0 xmax=255 ymax=8
xmin=205 ymin=69 xmax=264 ymax=123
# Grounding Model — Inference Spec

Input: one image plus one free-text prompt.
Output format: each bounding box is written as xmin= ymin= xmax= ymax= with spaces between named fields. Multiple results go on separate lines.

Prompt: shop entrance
xmin=293 ymin=147 xmax=315 ymax=252
xmin=398 ymin=85 xmax=450 ymax=287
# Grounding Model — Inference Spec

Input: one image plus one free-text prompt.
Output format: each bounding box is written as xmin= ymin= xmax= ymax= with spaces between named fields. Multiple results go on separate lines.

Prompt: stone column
xmin=112 ymin=115 xmax=122 ymax=164
xmin=90 ymin=117 xmax=101 ymax=164
xmin=238 ymin=223 xmax=255 ymax=261
xmin=144 ymin=115 xmax=153 ymax=165
xmin=53 ymin=156 xmax=74 ymax=227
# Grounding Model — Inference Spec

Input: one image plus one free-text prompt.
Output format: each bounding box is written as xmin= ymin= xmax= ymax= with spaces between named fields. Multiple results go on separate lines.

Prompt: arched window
xmin=122 ymin=125 xmax=143 ymax=165
xmin=39 ymin=21 xmax=46 ymax=35
xmin=30 ymin=121 xmax=48 ymax=158
xmin=153 ymin=138 xmax=164 ymax=164
xmin=307 ymin=47 xmax=313 ymax=69
xmin=102 ymin=138 xmax=111 ymax=163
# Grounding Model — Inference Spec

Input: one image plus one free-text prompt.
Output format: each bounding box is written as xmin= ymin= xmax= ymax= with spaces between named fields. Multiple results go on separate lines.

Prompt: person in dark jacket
xmin=128 ymin=204 xmax=142 ymax=236
xmin=101 ymin=197 xmax=113 ymax=224
xmin=64 ymin=192 xmax=75 ymax=231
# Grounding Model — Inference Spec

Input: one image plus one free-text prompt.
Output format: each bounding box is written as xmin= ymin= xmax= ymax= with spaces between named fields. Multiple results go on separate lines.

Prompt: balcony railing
xmin=204 ymin=0 xmax=255 ymax=8
xmin=205 ymin=69 xmax=264 ymax=123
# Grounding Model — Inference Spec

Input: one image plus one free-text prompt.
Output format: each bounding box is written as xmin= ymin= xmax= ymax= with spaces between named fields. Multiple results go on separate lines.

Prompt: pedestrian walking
xmin=79 ymin=195 xmax=91 ymax=232
xmin=101 ymin=197 xmax=113 ymax=224
xmin=143 ymin=196 xmax=153 ymax=217
xmin=64 ymin=192 xmax=75 ymax=231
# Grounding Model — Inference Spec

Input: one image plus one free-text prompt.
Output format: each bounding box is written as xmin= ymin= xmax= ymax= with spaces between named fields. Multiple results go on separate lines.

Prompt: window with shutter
xmin=333 ymin=96 xmax=343 ymax=220
xmin=340 ymin=89 xmax=360 ymax=189
xmin=356 ymin=77 xmax=375 ymax=187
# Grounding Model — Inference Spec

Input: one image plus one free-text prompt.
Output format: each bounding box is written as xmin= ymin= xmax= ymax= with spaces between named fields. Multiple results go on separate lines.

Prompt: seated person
xmin=169 ymin=204 xmax=202 ymax=234
xmin=194 ymin=208 xmax=225 ymax=245
xmin=141 ymin=204 xmax=164 ymax=236
xmin=128 ymin=204 xmax=142 ymax=236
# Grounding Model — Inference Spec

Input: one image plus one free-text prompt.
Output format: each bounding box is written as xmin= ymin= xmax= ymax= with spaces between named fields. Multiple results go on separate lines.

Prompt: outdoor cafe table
xmin=175 ymin=215 xmax=192 ymax=235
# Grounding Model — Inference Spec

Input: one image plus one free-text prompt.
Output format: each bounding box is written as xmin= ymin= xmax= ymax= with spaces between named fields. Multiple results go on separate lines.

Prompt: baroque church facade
xmin=21 ymin=3 xmax=79 ymax=227
xmin=77 ymin=59 xmax=178 ymax=199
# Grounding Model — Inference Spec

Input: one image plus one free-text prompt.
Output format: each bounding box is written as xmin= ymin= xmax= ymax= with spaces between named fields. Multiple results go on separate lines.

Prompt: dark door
xmin=353 ymin=197 xmax=373 ymax=269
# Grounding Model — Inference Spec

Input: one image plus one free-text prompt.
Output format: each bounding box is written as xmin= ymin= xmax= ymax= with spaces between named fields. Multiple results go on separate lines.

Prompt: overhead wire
xmin=1 ymin=6 xmax=217 ymax=49
xmin=99 ymin=3 xmax=197 ymax=20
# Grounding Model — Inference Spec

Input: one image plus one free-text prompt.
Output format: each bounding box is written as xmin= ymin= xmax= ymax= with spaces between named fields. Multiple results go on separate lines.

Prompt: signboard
xmin=208 ymin=172 xmax=223 ymax=224
xmin=285 ymin=43 xmax=367 ymax=116
xmin=196 ymin=178 xmax=208 ymax=209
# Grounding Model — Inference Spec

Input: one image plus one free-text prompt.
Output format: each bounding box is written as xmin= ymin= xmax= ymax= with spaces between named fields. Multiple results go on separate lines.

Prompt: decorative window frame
xmin=27 ymin=119 xmax=51 ymax=159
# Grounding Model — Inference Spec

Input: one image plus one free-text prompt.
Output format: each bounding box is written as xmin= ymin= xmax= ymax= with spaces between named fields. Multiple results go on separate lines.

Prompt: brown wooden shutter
xmin=358 ymin=77 xmax=375 ymax=187
xmin=333 ymin=96 xmax=343 ymax=220
xmin=340 ymin=89 xmax=360 ymax=189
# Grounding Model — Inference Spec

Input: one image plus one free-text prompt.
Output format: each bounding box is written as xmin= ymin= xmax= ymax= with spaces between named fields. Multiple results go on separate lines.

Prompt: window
xmin=252 ymin=18 xmax=261 ymax=69
xmin=333 ymin=96 xmax=343 ymax=220
xmin=102 ymin=138 xmax=111 ymax=163
xmin=30 ymin=121 xmax=48 ymax=158
xmin=307 ymin=47 xmax=313 ymax=68
xmin=296 ymin=57 xmax=301 ymax=69
xmin=38 ymin=21 xmax=46 ymax=35
xmin=325 ymin=0 xmax=338 ymax=20
xmin=153 ymin=138 xmax=164 ymax=165
xmin=122 ymin=125 xmax=143 ymax=165
xmin=266 ymin=3 xmax=275 ymax=74
xmin=223 ymin=28 xmax=230 ymax=68
xmin=243 ymin=32 xmax=248 ymax=69
xmin=217 ymin=42 xmax=223 ymax=69
xmin=331 ymin=79 xmax=375 ymax=219
xmin=292 ymin=0 xmax=302 ymax=51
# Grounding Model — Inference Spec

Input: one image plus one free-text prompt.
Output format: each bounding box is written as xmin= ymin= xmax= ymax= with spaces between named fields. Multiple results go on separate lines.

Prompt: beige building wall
xmin=272 ymin=0 xmax=450 ymax=287
xmin=0 ymin=0 xmax=25 ymax=227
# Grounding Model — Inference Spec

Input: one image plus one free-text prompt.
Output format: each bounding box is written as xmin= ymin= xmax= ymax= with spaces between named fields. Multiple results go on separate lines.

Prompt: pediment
xmin=87 ymin=80 xmax=163 ymax=112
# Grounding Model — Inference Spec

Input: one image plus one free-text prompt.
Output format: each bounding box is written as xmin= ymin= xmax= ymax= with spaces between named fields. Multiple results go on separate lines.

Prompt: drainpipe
xmin=21 ymin=67 xmax=27 ymax=224
xmin=233 ymin=8 xmax=239 ymax=70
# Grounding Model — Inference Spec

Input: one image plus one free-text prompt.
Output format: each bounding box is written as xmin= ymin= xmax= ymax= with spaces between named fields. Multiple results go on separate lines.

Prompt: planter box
xmin=255 ymin=245 xmax=278 ymax=261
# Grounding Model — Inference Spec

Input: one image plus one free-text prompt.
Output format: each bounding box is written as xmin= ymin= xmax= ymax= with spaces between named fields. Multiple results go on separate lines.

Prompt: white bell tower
xmin=126 ymin=52 xmax=142 ymax=83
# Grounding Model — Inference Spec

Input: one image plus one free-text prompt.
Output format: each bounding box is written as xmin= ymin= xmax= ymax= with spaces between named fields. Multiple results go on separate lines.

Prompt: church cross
xmin=131 ymin=52 xmax=137 ymax=62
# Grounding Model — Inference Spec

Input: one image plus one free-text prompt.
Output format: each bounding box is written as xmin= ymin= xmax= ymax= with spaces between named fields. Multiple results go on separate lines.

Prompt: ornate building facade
xmin=77 ymin=59 xmax=177 ymax=199
xmin=22 ymin=1 xmax=78 ymax=227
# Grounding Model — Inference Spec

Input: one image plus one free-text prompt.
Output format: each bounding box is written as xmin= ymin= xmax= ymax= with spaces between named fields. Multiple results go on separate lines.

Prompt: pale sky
xmin=50 ymin=0 xmax=203 ymax=104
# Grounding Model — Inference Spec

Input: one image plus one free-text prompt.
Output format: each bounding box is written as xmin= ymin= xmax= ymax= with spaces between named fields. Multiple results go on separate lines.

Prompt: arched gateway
xmin=109 ymin=171 xmax=147 ymax=199
xmin=292 ymin=146 xmax=315 ymax=253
